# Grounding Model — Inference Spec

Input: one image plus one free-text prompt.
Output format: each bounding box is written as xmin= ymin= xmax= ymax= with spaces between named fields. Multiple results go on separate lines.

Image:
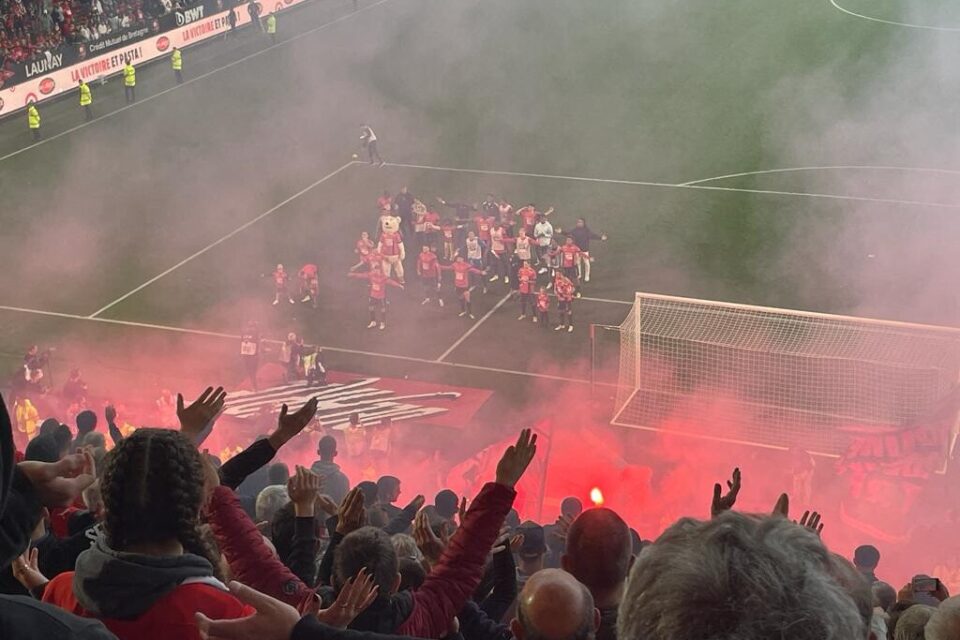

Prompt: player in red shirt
xmin=535 ymin=287 xmax=550 ymax=327
xmin=516 ymin=260 xmax=537 ymax=320
xmin=298 ymin=263 xmax=319 ymax=308
xmin=377 ymin=190 xmax=393 ymax=213
xmin=440 ymin=256 xmax=485 ymax=319
xmin=378 ymin=229 xmax=405 ymax=283
xmin=271 ymin=264 xmax=294 ymax=306
xmin=416 ymin=245 xmax=443 ymax=308
xmin=355 ymin=230 xmax=375 ymax=256
xmin=551 ymin=236 xmax=582 ymax=294
xmin=347 ymin=263 xmax=403 ymax=330
xmin=473 ymin=213 xmax=495 ymax=244
xmin=488 ymin=221 xmax=516 ymax=284
xmin=516 ymin=203 xmax=554 ymax=235
xmin=554 ymin=272 xmax=576 ymax=332
xmin=439 ymin=219 xmax=466 ymax=262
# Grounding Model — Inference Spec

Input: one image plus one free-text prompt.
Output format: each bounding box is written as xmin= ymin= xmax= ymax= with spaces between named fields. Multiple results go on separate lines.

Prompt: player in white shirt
xmin=360 ymin=124 xmax=384 ymax=166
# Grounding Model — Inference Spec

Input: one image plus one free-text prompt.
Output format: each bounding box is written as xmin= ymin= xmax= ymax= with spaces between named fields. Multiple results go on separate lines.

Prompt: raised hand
xmin=177 ymin=386 xmax=226 ymax=444
xmin=18 ymin=449 xmax=96 ymax=507
xmin=316 ymin=495 xmax=340 ymax=516
xmin=336 ymin=488 xmax=366 ymax=536
xmin=495 ymin=428 xmax=538 ymax=488
xmin=314 ymin=568 xmax=379 ymax=628
xmin=11 ymin=547 xmax=47 ymax=592
xmin=798 ymin=510 xmax=824 ymax=536
xmin=269 ymin=397 xmax=319 ymax=449
xmin=287 ymin=466 xmax=321 ymax=517
xmin=457 ymin=496 xmax=468 ymax=525
xmin=549 ymin=512 xmax=574 ymax=545
xmin=772 ymin=493 xmax=790 ymax=518
xmin=711 ymin=467 xmax=741 ymax=518
xmin=413 ymin=510 xmax=449 ymax=565
xmin=404 ymin=494 xmax=425 ymax=512
xmin=196 ymin=581 xmax=299 ymax=640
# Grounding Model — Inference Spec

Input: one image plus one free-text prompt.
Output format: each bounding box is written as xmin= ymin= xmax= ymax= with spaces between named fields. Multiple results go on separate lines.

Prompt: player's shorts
xmin=562 ymin=267 xmax=578 ymax=280
xmin=422 ymin=276 xmax=438 ymax=289
xmin=558 ymin=300 xmax=571 ymax=312
xmin=456 ymin=287 xmax=470 ymax=299
xmin=368 ymin=297 xmax=386 ymax=309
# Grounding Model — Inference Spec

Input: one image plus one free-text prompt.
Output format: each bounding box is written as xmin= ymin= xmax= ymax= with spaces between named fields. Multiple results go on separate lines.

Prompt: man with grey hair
xmin=924 ymin=596 xmax=960 ymax=640
xmin=512 ymin=569 xmax=599 ymax=640
xmin=618 ymin=512 xmax=871 ymax=640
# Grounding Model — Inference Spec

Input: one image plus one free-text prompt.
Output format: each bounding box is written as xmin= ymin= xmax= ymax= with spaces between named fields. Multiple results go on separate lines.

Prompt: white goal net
xmin=612 ymin=293 xmax=960 ymax=455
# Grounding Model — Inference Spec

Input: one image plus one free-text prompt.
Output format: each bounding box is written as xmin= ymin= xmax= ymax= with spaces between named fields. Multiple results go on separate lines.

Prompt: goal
xmin=611 ymin=293 xmax=960 ymax=456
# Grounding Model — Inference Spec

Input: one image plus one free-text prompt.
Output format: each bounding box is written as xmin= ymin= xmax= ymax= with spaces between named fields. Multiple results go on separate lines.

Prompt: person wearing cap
xmin=517 ymin=521 xmax=547 ymax=586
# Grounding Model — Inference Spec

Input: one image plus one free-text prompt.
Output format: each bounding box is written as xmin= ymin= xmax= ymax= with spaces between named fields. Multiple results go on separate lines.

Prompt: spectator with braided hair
xmin=40 ymin=428 xmax=254 ymax=640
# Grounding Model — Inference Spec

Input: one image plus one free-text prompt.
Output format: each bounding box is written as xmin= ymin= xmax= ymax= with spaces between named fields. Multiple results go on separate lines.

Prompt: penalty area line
xmin=0 ymin=303 xmax=605 ymax=386
xmin=87 ymin=160 xmax=359 ymax=318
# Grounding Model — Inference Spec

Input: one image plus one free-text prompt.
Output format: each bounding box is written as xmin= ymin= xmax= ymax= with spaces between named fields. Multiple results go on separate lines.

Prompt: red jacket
xmin=42 ymin=572 xmax=253 ymax=640
xmin=205 ymin=485 xmax=316 ymax=611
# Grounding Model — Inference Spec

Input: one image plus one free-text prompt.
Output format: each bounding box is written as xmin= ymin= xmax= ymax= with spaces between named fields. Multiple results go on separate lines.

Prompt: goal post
xmin=611 ymin=292 xmax=960 ymax=456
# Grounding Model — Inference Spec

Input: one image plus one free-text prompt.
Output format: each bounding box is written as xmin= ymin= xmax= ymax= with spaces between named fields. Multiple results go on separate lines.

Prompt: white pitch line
xmin=829 ymin=0 xmax=960 ymax=32
xmin=88 ymin=160 xmax=358 ymax=318
xmin=436 ymin=292 xmax=512 ymax=362
xmin=679 ymin=165 xmax=960 ymax=186
xmin=383 ymin=162 xmax=960 ymax=210
xmin=0 ymin=0 xmax=394 ymax=164
xmin=0 ymin=302 xmax=604 ymax=385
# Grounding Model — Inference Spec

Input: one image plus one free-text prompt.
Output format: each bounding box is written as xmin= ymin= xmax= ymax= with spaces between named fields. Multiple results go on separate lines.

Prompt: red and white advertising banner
xmin=0 ymin=0 xmax=306 ymax=117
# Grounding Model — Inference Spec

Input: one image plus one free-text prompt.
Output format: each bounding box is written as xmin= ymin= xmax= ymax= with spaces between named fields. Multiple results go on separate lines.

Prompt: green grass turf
xmin=0 ymin=0 xmax=957 ymax=422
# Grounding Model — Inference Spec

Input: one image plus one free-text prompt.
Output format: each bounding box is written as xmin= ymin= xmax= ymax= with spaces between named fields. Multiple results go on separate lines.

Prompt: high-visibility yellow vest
xmin=27 ymin=105 xmax=40 ymax=129
xmin=171 ymin=50 xmax=182 ymax=70
xmin=266 ymin=15 xmax=276 ymax=34
xmin=124 ymin=63 xmax=136 ymax=87
xmin=79 ymin=82 xmax=92 ymax=106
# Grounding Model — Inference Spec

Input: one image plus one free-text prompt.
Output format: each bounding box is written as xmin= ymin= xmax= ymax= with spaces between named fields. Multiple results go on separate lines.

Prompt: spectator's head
xmin=334 ymin=526 xmax=399 ymax=597
xmin=266 ymin=462 xmax=289 ymax=486
xmin=317 ymin=435 xmax=338 ymax=461
xmin=434 ymin=489 xmax=459 ymax=519
xmin=511 ymin=568 xmax=599 ymax=640
xmin=76 ymin=409 xmax=97 ymax=434
xmin=255 ymin=485 xmax=289 ymax=524
xmin=54 ymin=423 xmax=73 ymax=457
xmin=349 ymin=412 xmax=360 ymax=427
xmin=398 ymin=557 xmax=425 ymax=591
xmin=926 ymin=595 xmax=960 ymax=640
xmin=357 ymin=481 xmax=379 ymax=507
xmin=518 ymin=521 xmax=547 ymax=574
xmin=560 ymin=497 xmax=583 ymax=520
xmin=576 ymin=218 xmax=586 ymax=228
xmin=562 ymin=508 xmax=632 ymax=606
xmin=38 ymin=417 xmax=60 ymax=438
xmin=390 ymin=533 xmax=423 ymax=563
xmin=854 ymin=544 xmax=880 ymax=573
xmin=873 ymin=581 xmax=897 ymax=612
xmin=101 ymin=429 xmax=221 ymax=574
xmin=377 ymin=476 xmax=401 ymax=505
xmin=894 ymin=604 xmax=935 ymax=640
xmin=618 ymin=513 xmax=870 ymax=640
xmin=25 ymin=434 xmax=60 ymax=463
xmin=83 ymin=431 xmax=106 ymax=449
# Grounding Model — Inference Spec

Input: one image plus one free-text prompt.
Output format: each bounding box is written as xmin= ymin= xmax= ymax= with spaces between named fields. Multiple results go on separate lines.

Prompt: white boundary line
xmin=88 ymin=160 xmax=358 ymax=317
xmin=680 ymin=165 xmax=960 ymax=186
xmin=436 ymin=292 xmax=511 ymax=362
xmin=383 ymin=162 xmax=960 ymax=210
xmin=0 ymin=0 xmax=394 ymax=164
xmin=829 ymin=0 xmax=960 ymax=32
xmin=0 ymin=303 xmax=601 ymax=385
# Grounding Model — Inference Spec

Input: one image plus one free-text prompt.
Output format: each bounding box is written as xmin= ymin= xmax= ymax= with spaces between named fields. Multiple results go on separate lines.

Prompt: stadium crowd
xmin=2 ymin=382 xmax=958 ymax=640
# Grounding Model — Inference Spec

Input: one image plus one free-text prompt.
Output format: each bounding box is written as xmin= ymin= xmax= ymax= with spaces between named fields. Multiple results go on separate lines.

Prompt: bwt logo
xmin=176 ymin=5 xmax=205 ymax=26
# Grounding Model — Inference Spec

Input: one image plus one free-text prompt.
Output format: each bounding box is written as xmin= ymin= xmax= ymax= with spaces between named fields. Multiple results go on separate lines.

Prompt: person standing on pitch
xmin=123 ymin=58 xmax=136 ymax=103
xmin=266 ymin=11 xmax=276 ymax=44
xmin=78 ymin=78 xmax=93 ymax=121
xmin=360 ymin=123 xmax=384 ymax=166
xmin=26 ymin=103 xmax=40 ymax=140
xmin=226 ymin=6 xmax=238 ymax=39
xmin=171 ymin=46 xmax=183 ymax=84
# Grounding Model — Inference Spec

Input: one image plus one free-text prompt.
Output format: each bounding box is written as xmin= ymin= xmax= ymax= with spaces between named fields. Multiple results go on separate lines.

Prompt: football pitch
xmin=0 ymin=0 xmax=958 ymax=431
